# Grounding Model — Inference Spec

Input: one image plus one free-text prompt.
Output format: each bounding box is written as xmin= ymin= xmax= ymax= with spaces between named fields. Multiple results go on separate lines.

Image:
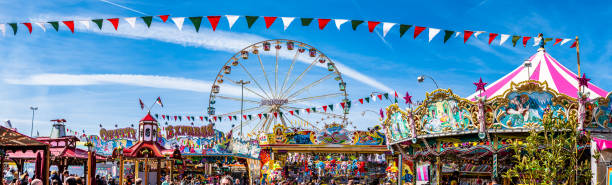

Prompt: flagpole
xmin=575 ymin=36 xmax=581 ymax=76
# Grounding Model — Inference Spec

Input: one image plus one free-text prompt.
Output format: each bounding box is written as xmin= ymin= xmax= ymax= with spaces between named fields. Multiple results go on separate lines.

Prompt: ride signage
xmin=164 ymin=124 xmax=215 ymax=139
xmin=100 ymin=128 xmax=136 ymax=141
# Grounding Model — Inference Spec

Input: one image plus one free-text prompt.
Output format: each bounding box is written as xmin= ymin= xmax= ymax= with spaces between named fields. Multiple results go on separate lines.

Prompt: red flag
xmin=379 ymin=108 xmax=384 ymax=118
xmin=488 ymin=33 xmax=498 ymax=45
xmin=359 ymin=99 xmax=364 ymax=104
xmin=162 ymin=115 xmax=166 ymax=119
xmin=213 ymin=116 xmax=217 ymax=122
xmin=394 ymin=91 xmax=398 ymax=98
xmin=378 ymin=94 xmax=383 ymax=100
xmin=174 ymin=116 xmax=178 ymax=121
xmin=463 ymin=30 xmax=473 ymax=43
xmin=522 ymin=36 xmax=531 ymax=47
xmin=340 ymin=102 xmax=346 ymax=109
xmin=289 ymin=110 xmax=294 ymax=115
xmin=553 ymin=38 xmax=562 ymax=46
xmin=264 ymin=16 xmax=277 ymax=29
xmin=158 ymin=15 xmax=170 ymax=23
xmin=413 ymin=26 xmax=426 ymax=39
xmin=318 ymin=19 xmax=331 ymax=30
xmin=187 ymin=116 xmax=191 ymax=121
xmin=258 ymin=114 xmax=262 ymax=119
xmin=322 ymin=105 xmax=327 ymax=112
xmin=367 ymin=21 xmax=380 ymax=32
xmin=22 ymin=23 xmax=32 ymax=34
xmin=156 ymin=97 xmax=164 ymax=107
xmin=228 ymin=116 xmax=232 ymax=121
xmin=273 ymin=112 xmax=278 ymax=118
xmin=243 ymin=115 xmax=247 ymax=120
xmin=199 ymin=116 xmax=204 ymax=121
xmin=107 ymin=18 xmax=119 ymax=30
xmin=139 ymin=99 xmax=144 ymax=110
xmin=207 ymin=16 xmax=221 ymax=31
xmin=306 ymin=108 xmax=311 ymax=113
xmin=570 ymin=40 xmax=577 ymax=48
xmin=63 ymin=21 xmax=75 ymax=33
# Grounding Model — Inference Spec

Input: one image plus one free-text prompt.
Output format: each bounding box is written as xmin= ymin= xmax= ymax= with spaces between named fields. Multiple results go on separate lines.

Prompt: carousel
xmin=383 ymin=42 xmax=611 ymax=184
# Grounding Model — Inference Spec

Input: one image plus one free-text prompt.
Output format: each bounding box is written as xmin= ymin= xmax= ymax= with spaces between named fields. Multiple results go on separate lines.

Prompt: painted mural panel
xmin=494 ymin=91 xmax=566 ymax=128
xmin=421 ymin=99 xmax=472 ymax=133
xmin=590 ymin=95 xmax=612 ymax=128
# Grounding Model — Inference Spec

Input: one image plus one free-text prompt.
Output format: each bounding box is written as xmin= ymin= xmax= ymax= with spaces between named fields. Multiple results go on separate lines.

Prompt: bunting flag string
xmin=0 ymin=15 xmax=576 ymax=48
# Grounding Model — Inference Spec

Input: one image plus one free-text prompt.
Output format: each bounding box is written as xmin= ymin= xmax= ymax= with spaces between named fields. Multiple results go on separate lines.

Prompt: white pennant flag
xmin=125 ymin=17 xmax=137 ymax=28
xmin=473 ymin=31 xmax=485 ymax=39
xmin=225 ymin=15 xmax=239 ymax=29
xmin=281 ymin=17 xmax=295 ymax=31
xmin=454 ymin=32 xmax=461 ymax=38
xmin=499 ymin=34 xmax=510 ymax=45
xmin=371 ymin=94 xmax=377 ymax=102
xmin=382 ymin=22 xmax=396 ymax=37
xmin=79 ymin=20 xmax=90 ymax=29
xmin=334 ymin=19 xmax=348 ymax=30
xmin=172 ymin=17 xmax=185 ymax=31
xmin=532 ymin=37 xmax=542 ymax=46
xmin=0 ymin=24 xmax=5 ymax=36
xmin=428 ymin=28 xmax=440 ymax=42
xmin=560 ymin=38 xmax=572 ymax=45
xmin=35 ymin=22 xmax=46 ymax=32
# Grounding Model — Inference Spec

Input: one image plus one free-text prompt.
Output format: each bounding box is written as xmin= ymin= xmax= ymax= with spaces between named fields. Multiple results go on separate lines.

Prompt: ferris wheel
xmin=207 ymin=39 xmax=349 ymax=137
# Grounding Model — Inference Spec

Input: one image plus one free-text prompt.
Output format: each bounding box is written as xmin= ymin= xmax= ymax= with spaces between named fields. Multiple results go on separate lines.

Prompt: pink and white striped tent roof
xmin=467 ymin=49 xmax=608 ymax=100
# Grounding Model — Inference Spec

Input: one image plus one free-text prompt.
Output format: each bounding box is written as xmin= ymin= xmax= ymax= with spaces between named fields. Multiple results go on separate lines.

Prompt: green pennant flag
xmin=48 ymin=21 xmax=59 ymax=31
xmin=8 ymin=23 xmax=17 ymax=35
xmin=312 ymin=107 xmax=317 ymax=112
xmin=178 ymin=116 xmax=182 ymax=121
xmin=384 ymin=93 xmax=389 ymax=99
xmin=263 ymin=113 xmax=268 ymax=118
xmin=395 ymin=98 xmax=398 ymax=103
xmin=347 ymin=101 xmax=352 ymax=108
xmin=301 ymin=18 xmax=313 ymax=26
xmin=245 ymin=16 xmax=259 ymax=28
xmin=365 ymin=97 xmax=370 ymax=103
xmin=295 ymin=110 xmax=300 ymax=115
xmin=189 ymin=16 xmax=203 ymax=32
xmin=511 ymin=35 xmax=521 ymax=47
xmin=443 ymin=30 xmax=454 ymax=43
xmin=204 ymin=116 xmax=208 ymax=121
xmin=248 ymin=115 xmax=252 ymax=120
xmin=351 ymin=20 xmax=364 ymax=30
xmin=155 ymin=114 xmax=159 ymax=119
xmin=328 ymin=104 xmax=334 ymax=111
xmin=399 ymin=24 xmax=412 ymax=37
xmin=233 ymin=115 xmax=237 ymax=120
xmin=279 ymin=112 xmax=283 ymax=118
xmin=219 ymin=117 xmax=223 ymax=122
xmin=544 ymin=38 xmax=553 ymax=45
xmin=141 ymin=16 xmax=153 ymax=28
xmin=92 ymin=19 xmax=103 ymax=30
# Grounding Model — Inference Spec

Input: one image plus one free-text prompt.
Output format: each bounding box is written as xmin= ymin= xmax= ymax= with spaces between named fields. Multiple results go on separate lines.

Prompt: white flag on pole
xmin=532 ymin=37 xmax=542 ymax=46
xmin=560 ymin=38 xmax=572 ymax=45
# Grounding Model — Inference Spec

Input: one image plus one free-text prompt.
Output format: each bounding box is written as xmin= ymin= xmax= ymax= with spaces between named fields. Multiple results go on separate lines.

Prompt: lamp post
xmin=85 ymin=141 xmax=94 ymax=185
xmin=235 ymin=80 xmax=251 ymax=138
xmin=417 ymin=75 xmax=439 ymax=89
xmin=29 ymin=106 xmax=38 ymax=137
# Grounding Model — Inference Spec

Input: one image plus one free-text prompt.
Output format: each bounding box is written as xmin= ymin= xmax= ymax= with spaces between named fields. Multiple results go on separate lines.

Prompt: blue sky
xmin=0 ymin=0 xmax=610 ymax=137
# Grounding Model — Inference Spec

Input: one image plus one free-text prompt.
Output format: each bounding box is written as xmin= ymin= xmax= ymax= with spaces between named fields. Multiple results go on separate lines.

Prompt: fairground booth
xmin=383 ymin=45 xmax=611 ymax=184
xmin=0 ymin=126 xmax=51 ymax=185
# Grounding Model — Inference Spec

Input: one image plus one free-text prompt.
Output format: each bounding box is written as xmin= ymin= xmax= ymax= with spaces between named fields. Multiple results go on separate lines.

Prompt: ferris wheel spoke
xmin=285 ymin=72 xmax=335 ymax=100
xmin=282 ymin=56 xmax=321 ymax=98
xmin=288 ymin=93 xmax=344 ymax=104
xmin=256 ymin=53 xmax=275 ymax=98
xmin=247 ymin=118 xmax=265 ymax=137
xmin=274 ymin=48 xmax=279 ymax=98
xmin=280 ymin=49 xmax=300 ymax=96
xmin=221 ymin=75 xmax=268 ymax=99
xmin=280 ymin=107 xmax=318 ymax=129
xmin=239 ymin=63 xmax=272 ymax=99
xmin=215 ymin=96 xmax=260 ymax=104
xmin=216 ymin=106 xmax=265 ymax=117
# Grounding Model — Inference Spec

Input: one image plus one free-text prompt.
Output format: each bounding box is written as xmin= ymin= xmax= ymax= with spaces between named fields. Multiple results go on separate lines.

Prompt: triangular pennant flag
xmin=463 ymin=30 xmax=473 ymax=43
xmin=178 ymin=116 xmax=182 ymax=121
xmin=350 ymin=20 xmax=364 ymax=30
xmin=488 ymin=33 xmax=498 ymax=45
xmin=207 ymin=16 xmax=221 ymax=31
xmin=340 ymin=102 xmax=346 ymax=109
xmin=233 ymin=115 xmax=237 ymax=120
xmin=371 ymin=94 xmax=377 ymax=102
xmin=35 ymin=22 xmax=46 ymax=32
xmin=378 ymin=94 xmax=383 ymax=100
xmin=218 ymin=117 xmax=222 ymax=122
xmin=399 ymin=24 xmax=411 ymax=37
xmin=273 ymin=112 xmax=278 ymax=118
xmin=22 ymin=23 xmax=32 ymax=34
xmin=553 ymin=38 xmax=563 ymax=46
xmin=158 ymin=15 xmax=169 ymax=23
xmin=281 ymin=17 xmax=294 ymax=30
xmin=359 ymin=99 xmax=364 ymax=104
xmin=248 ymin=115 xmax=252 ymax=120
xmin=245 ymin=16 xmax=259 ymax=28
xmin=532 ymin=36 xmax=542 ymax=46
xmin=91 ymin=19 xmax=103 ymax=30
xmin=79 ymin=20 xmax=90 ymax=29
xmin=0 ymin=24 xmax=5 ymax=36
xmin=455 ymin=32 xmax=461 ymax=38
xmin=258 ymin=113 xmax=262 ymax=119
xmin=263 ymin=113 xmax=268 ymax=119
xmin=189 ymin=16 xmax=203 ymax=32
xmin=172 ymin=17 xmax=185 ymax=30
xmin=107 ymin=18 xmax=119 ymax=30
xmin=289 ymin=110 xmax=294 ymax=115
xmin=473 ymin=31 xmax=485 ymax=39
xmin=428 ymin=28 xmax=440 ymax=42
xmin=334 ymin=19 xmax=348 ymax=30
xmin=570 ymin=40 xmax=577 ymax=48
xmin=382 ymin=22 xmax=396 ymax=37
xmin=318 ymin=18 xmax=331 ymax=30
xmin=63 ymin=21 xmax=74 ymax=33
xmin=543 ymin=38 xmax=552 ymax=45
xmin=511 ymin=35 xmax=521 ymax=47
xmin=305 ymin=108 xmax=311 ymax=113
xmin=365 ymin=97 xmax=370 ymax=103
xmin=384 ymin=93 xmax=389 ymax=99
xmin=263 ymin=16 xmax=277 ymax=29
xmin=560 ymin=38 xmax=572 ymax=45
xmin=367 ymin=21 xmax=380 ymax=32
xmin=347 ymin=101 xmax=352 ymax=108
xmin=312 ymin=107 xmax=317 ymax=112
xmin=46 ymin=21 xmax=59 ymax=32
xmin=413 ymin=26 xmax=426 ymax=39
xmin=141 ymin=16 xmax=153 ymax=28
xmin=124 ymin=17 xmax=137 ymax=28
xmin=522 ymin=36 xmax=531 ymax=47
xmin=295 ymin=110 xmax=300 ymax=115
xmin=499 ymin=34 xmax=510 ymax=45
xmin=329 ymin=104 xmax=334 ymax=111
xmin=443 ymin=30 xmax=454 ymax=43
xmin=187 ymin=116 xmax=191 ymax=121
xmin=301 ymin=18 xmax=313 ymax=26
xmin=226 ymin=15 xmax=239 ymax=29
xmin=243 ymin=115 xmax=247 ymax=120
xmin=200 ymin=116 xmax=204 ymax=121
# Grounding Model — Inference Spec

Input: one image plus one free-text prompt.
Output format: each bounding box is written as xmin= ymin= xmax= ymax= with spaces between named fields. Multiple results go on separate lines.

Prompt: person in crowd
xmin=347 ymin=179 xmax=354 ymax=185
xmin=75 ymin=176 xmax=83 ymax=185
xmin=220 ymin=176 xmax=232 ymax=185
xmin=61 ymin=171 xmax=69 ymax=183
xmin=51 ymin=179 xmax=60 ymax=185
xmin=4 ymin=169 xmax=15 ymax=183
xmin=234 ymin=178 xmax=240 ymax=185
xmin=30 ymin=179 xmax=42 ymax=185
xmin=50 ymin=171 xmax=61 ymax=185
xmin=18 ymin=173 xmax=28 ymax=185
xmin=64 ymin=177 xmax=77 ymax=185
xmin=161 ymin=175 xmax=170 ymax=185
xmin=135 ymin=178 xmax=142 ymax=185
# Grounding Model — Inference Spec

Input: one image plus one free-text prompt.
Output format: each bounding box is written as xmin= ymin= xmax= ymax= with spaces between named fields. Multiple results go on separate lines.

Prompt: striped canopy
xmin=467 ymin=49 xmax=608 ymax=100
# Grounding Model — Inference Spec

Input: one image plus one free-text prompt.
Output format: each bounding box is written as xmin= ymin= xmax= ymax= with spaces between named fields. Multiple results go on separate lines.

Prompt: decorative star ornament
xmin=474 ymin=77 xmax=487 ymax=92
xmin=403 ymin=92 xmax=413 ymax=105
xmin=577 ymin=73 xmax=590 ymax=88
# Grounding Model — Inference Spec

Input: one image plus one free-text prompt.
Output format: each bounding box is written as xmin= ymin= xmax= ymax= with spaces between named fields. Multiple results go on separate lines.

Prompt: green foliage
xmin=503 ymin=114 xmax=592 ymax=185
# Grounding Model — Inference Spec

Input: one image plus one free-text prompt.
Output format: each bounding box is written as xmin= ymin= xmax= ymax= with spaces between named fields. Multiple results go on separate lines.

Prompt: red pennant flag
xmin=463 ymin=30 xmax=473 ymax=43
xmin=63 ymin=21 xmax=75 ymax=33
xmin=488 ymin=33 xmax=498 ymax=45
xmin=258 ymin=114 xmax=262 ymax=119
xmin=322 ymin=105 xmax=327 ymax=112
xmin=413 ymin=26 xmax=426 ymax=39
xmin=207 ymin=16 xmax=221 ymax=31
xmin=289 ymin=110 xmax=294 ymax=115
xmin=522 ymin=36 xmax=531 ymax=47
xmin=378 ymin=94 xmax=383 ymax=100
xmin=570 ymin=40 xmax=577 ymax=48
xmin=213 ymin=116 xmax=217 ymax=122
xmin=199 ymin=116 xmax=204 ymax=121
xmin=273 ymin=112 xmax=278 ymax=118
xmin=306 ymin=108 xmax=311 ymax=113
xmin=359 ymin=99 xmax=364 ymax=104
xmin=367 ymin=21 xmax=380 ymax=32
xmin=228 ymin=116 xmax=232 ymax=121
xmin=158 ymin=15 xmax=170 ymax=22
xmin=162 ymin=115 xmax=166 ymax=120
xmin=394 ymin=91 xmax=398 ymax=98
xmin=243 ymin=115 xmax=247 ymax=120
xmin=22 ymin=23 xmax=32 ymax=34
xmin=553 ymin=38 xmax=562 ymax=46
xmin=340 ymin=102 xmax=346 ymax=109
xmin=107 ymin=18 xmax=119 ymax=30
xmin=318 ymin=19 xmax=331 ymax=30
xmin=187 ymin=116 xmax=191 ymax=121
xmin=174 ymin=116 xmax=177 ymax=121
xmin=264 ymin=16 xmax=277 ymax=29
